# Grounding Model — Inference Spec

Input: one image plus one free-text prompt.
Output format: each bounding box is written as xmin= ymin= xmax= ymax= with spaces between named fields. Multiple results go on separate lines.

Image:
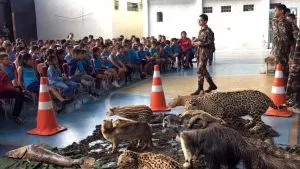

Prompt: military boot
xmin=191 ymin=79 xmax=204 ymax=95
xmin=204 ymin=77 xmax=217 ymax=93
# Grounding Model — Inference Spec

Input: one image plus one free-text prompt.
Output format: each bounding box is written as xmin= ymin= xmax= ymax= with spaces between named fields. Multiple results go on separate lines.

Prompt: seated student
xmin=17 ymin=53 xmax=68 ymax=104
xmin=0 ymin=70 xmax=24 ymax=124
xmin=64 ymin=45 xmax=74 ymax=62
xmin=56 ymin=48 xmax=66 ymax=71
xmin=67 ymin=48 xmax=99 ymax=97
xmin=2 ymin=41 xmax=14 ymax=62
xmin=178 ymin=31 xmax=193 ymax=69
xmin=118 ymin=45 xmax=132 ymax=82
xmin=81 ymin=43 xmax=93 ymax=74
xmin=40 ymin=46 xmax=48 ymax=62
xmin=157 ymin=43 xmax=167 ymax=71
xmin=109 ymin=46 xmax=126 ymax=77
xmin=102 ymin=47 xmax=121 ymax=87
xmin=47 ymin=55 xmax=78 ymax=96
xmin=91 ymin=47 xmax=119 ymax=88
xmin=128 ymin=43 xmax=146 ymax=78
xmin=171 ymin=38 xmax=182 ymax=70
xmin=0 ymin=54 xmax=18 ymax=86
xmin=116 ymin=45 xmax=132 ymax=76
xmin=30 ymin=45 xmax=41 ymax=61
xmin=149 ymin=41 xmax=164 ymax=70
xmin=164 ymin=40 xmax=176 ymax=70
xmin=13 ymin=46 xmax=26 ymax=68
xmin=101 ymin=45 xmax=111 ymax=57
xmin=139 ymin=45 xmax=154 ymax=75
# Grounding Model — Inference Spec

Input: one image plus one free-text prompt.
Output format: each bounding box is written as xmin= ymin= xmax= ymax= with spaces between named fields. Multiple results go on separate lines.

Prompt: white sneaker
xmin=113 ymin=81 xmax=120 ymax=88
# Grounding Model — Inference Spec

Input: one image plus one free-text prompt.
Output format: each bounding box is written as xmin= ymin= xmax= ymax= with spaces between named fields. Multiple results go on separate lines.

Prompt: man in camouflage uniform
xmin=270 ymin=4 xmax=295 ymax=84
xmin=287 ymin=13 xmax=299 ymax=58
xmin=286 ymin=14 xmax=299 ymax=40
xmin=286 ymin=32 xmax=300 ymax=111
xmin=191 ymin=14 xmax=217 ymax=95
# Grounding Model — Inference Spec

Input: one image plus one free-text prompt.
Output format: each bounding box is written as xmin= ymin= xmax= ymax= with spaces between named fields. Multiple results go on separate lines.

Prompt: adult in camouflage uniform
xmin=286 ymin=32 xmax=300 ymax=111
xmin=287 ymin=13 xmax=299 ymax=59
xmin=286 ymin=14 xmax=299 ymax=40
xmin=270 ymin=4 xmax=295 ymax=83
xmin=191 ymin=14 xmax=217 ymax=95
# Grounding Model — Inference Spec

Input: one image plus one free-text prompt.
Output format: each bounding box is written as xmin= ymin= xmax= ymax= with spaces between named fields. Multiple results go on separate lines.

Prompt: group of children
xmin=0 ymin=33 xmax=197 ymax=124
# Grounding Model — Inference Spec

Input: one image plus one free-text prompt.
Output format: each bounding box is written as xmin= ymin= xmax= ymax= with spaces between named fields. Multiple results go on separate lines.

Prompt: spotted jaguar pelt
xmin=117 ymin=150 xmax=181 ymax=169
xmin=184 ymin=90 xmax=282 ymax=132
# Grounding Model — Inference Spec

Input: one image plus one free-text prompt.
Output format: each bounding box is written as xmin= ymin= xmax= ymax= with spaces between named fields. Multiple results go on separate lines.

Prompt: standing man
xmin=270 ymin=4 xmax=295 ymax=83
xmin=191 ymin=14 xmax=217 ymax=95
xmin=286 ymin=32 xmax=300 ymax=111
xmin=286 ymin=13 xmax=299 ymax=59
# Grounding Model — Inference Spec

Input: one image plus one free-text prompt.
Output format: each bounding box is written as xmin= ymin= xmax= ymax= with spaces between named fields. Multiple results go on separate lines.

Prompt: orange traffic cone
xmin=150 ymin=65 xmax=170 ymax=112
xmin=28 ymin=77 xmax=67 ymax=136
xmin=265 ymin=64 xmax=292 ymax=117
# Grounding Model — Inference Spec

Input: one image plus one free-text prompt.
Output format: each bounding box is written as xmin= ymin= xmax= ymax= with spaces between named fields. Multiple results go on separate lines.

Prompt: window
xmin=270 ymin=3 xmax=281 ymax=9
xmin=127 ymin=2 xmax=139 ymax=12
xmin=114 ymin=0 xmax=119 ymax=10
xmin=221 ymin=6 xmax=231 ymax=13
xmin=203 ymin=7 xmax=213 ymax=13
xmin=157 ymin=12 xmax=163 ymax=22
xmin=243 ymin=4 xmax=254 ymax=12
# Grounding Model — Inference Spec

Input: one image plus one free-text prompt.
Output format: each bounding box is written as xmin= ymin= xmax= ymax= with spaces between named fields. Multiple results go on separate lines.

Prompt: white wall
xmin=147 ymin=0 xmax=274 ymax=50
xmin=203 ymin=0 xmax=270 ymax=50
xmin=112 ymin=0 xmax=144 ymax=38
xmin=34 ymin=0 xmax=113 ymax=40
xmin=148 ymin=0 xmax=201 ymax=40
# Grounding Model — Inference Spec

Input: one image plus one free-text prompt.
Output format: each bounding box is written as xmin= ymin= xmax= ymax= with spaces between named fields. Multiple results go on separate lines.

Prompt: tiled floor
xmin=0 ymin=52 xmax=298 ymax=156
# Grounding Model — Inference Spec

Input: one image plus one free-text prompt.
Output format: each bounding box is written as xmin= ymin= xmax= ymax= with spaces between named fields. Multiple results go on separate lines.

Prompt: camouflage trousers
xmin=286 ymin=63 xmax=300 ymax=104
xmin=197 ymin=56 xmax=211 ymax=85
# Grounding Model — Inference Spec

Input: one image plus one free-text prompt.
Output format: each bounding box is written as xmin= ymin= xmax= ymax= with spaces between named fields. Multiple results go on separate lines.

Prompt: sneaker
xmin=112 ymin=81 xmax=120 ymax=88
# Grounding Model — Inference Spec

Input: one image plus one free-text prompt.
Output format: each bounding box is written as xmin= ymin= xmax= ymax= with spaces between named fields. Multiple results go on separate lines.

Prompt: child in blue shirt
xmin=129 ymin=43 xmax=146 ymax=78
xmin=164 ymin=40 xmax=176 ymax=70
xmin=64 ymin=45 xmax=73 ymax=62
xmin=101 ymin=46 xmax=111 ymax=57
xmin=17 ymin=53 xmax=68 ymax=104
xmin=67 ymin=49 xmax=99 ymax=97
xmin=30 ymin=45 xmax=41 ymax=61
xmin=92 ymin=47 xmax=120 ymax=88
xmin=149 ymin=42 xmax=165 ymax=71
xmin=138 ymin=44 xmax=152 ymax=76
xmin=47 ymin=55 xmax=77 ymax=96
xmin=171 ymin=38 xmax=183 ymax=70
xmin=2 ymin=41 xmax=14 ymax=62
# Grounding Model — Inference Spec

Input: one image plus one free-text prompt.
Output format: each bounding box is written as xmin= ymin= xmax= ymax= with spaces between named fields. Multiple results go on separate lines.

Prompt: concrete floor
xmin=0 ymin=52 xmax=298 ymax=156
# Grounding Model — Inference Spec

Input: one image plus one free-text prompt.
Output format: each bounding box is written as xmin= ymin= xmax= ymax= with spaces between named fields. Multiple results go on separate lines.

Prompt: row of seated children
xmin=0 ymin=35 xmax=195 ymax=124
